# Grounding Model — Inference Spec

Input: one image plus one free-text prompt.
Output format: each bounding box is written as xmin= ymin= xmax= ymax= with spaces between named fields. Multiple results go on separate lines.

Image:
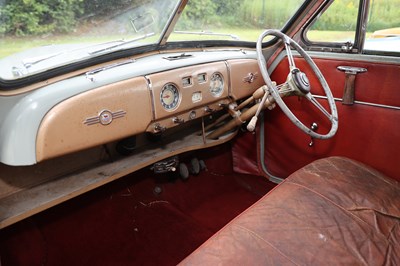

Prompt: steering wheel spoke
xmin=284 ymin=42 xmax=296 ymax=70
xmin=275 ymin=82 xmax=291 ymax=95
xmin=304 ymin=93 xmax=333 ymax=121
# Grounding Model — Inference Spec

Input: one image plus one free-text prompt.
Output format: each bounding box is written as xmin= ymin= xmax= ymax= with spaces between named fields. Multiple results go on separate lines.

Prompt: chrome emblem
xmin=243 ymin=72 xmax=258 ymax=83
xmin=84 ymin=109 xmax=126 ymax=126
xmin=99 ymin=110 xmax=113 ymax=125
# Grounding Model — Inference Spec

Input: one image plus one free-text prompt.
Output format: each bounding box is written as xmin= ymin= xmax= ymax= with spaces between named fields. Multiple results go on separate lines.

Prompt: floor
xmin=0 ymin=144 xmax=276 ymax=266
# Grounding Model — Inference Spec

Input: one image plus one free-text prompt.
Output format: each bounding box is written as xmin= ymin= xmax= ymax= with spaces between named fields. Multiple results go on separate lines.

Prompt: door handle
xmin=337 ymin=66 xmax=367 ymax=105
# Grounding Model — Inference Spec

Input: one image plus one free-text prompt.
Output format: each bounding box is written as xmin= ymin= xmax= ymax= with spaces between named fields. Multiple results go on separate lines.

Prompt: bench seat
xmin=180 ymin=157 xmax=400 ymax=265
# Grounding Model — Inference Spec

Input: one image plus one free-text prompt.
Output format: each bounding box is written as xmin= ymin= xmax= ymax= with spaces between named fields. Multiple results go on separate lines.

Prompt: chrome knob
xmin=309 ymin=122 xmax=318 ymax=147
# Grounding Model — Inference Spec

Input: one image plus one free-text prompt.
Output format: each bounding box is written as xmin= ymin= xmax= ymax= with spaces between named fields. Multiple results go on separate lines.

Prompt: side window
xmin=363 ymin=0 xmax=400 ymax=53
xmin=305 ymin=0 xmax=359 ymax=46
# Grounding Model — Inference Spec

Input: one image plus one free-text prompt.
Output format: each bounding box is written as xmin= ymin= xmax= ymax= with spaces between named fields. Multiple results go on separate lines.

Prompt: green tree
xmin=179 ymin=0 xmax=217 ymax=29
xmin=0 ymin=0 xmax=83 ymax=36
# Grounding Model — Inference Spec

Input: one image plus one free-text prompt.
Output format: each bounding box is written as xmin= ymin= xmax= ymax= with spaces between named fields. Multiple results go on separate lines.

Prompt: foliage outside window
xmin=169 ymin=0 xmax=305 ymax=42
xmin=0 ymin=0 xmax=83 ymax=36
xmin=306 ymin=0 xmax=358 ymax=43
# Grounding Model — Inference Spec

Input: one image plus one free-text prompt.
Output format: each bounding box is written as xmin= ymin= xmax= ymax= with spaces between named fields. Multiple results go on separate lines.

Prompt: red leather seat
xmin=180 ymin=157 xmax=400 ymax=265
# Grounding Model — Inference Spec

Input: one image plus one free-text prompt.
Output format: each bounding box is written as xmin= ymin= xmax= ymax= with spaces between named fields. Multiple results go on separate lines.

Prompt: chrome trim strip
xmin=259 ymin=113 xmax=284 ymax=184
xmin=269 ymin=51 xmax=400 ymax=75
xmin=224 ymin=60 xmax=232 ymax=97
xmin=144 ymin=75 xmax=156 ymax=121
xmin=312 ymin=95 xmax=400 ymax=110
xmin=307 ymin=51 xmax=400 ymax=64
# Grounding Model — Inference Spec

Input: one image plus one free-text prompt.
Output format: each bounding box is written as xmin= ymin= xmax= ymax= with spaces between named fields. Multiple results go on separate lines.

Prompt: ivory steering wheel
xmin=257 ymin=29 xmax=338 ymax=139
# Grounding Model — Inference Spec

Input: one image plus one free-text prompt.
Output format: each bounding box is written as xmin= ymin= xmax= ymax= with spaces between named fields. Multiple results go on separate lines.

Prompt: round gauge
xmin=160 ymin=83 xmax=180 ymax=111
xmin=209 ymin=72 xmax=224 ymax=97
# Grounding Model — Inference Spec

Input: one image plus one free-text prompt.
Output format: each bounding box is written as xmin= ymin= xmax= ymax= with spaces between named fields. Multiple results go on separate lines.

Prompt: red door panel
xmin=263 ymin=56 xmax=400 ymax=180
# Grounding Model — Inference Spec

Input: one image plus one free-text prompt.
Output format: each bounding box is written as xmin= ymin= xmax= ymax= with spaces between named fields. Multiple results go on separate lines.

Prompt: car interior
xmin=0 ymin=0 xmax=399 ymax=265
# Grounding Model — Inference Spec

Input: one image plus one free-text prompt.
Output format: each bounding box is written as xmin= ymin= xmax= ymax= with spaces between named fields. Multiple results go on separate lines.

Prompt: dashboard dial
xmin=160 ymin=83 xmax=180 ymax=111
xmin=192 ymin=91 xmax=202 ymax=103
xmin=209 ymin=72 xmax=224 ymax=97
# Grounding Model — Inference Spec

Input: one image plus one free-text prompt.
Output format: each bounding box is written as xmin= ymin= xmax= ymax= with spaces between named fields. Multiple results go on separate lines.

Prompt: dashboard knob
xmin=154 ymin=123 xmax=166 ymax=133
xmin=204 ymin=106 xmax=214 ymax=113
xmin=189 ymin=111 xmax=197 ymax=120
xmin=172 ymin=117 xmax=184 ymax=124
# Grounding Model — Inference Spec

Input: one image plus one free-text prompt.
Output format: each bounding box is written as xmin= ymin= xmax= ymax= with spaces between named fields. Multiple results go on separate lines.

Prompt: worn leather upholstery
xmin=180 ymin=157 xmax=400 ymax=265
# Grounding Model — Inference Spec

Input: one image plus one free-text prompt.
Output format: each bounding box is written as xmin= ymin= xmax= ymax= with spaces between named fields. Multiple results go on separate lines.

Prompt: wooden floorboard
xmin=0 ymin=129 xmax=236 ymax=229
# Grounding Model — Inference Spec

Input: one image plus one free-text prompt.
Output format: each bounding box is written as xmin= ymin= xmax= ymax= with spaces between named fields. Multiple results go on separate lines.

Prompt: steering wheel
xmin=257 ymin=29 xmax=338 ymax=139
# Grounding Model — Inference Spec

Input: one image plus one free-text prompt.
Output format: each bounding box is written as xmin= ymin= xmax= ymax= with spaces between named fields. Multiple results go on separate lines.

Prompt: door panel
xmin=263 ymin=55 xmax=400 ymax=180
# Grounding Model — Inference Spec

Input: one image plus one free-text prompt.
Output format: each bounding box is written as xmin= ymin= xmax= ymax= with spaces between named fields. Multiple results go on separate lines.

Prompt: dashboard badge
xmin=243 ymin=72 xmax=258 ymax=83
xmin=84 ymin=109 xmax=126 ymax=126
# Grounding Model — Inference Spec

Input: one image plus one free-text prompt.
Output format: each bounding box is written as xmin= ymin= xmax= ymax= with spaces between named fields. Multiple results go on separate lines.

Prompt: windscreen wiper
xmin=21 ymin=39 xmax=126 ymax=69
xmin=22 ymin=52 xmax=64 ymax=69
xmin=173 ymin=30 xmax=240 ymax=40
xmin=88 ymin=32 xmax=155 ymax=55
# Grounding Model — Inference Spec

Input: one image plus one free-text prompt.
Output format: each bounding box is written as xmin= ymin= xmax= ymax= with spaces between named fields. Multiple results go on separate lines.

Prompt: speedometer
xmin=160 ymin=83 xmax=180 ymax=111
xmin=209 ymin=72 xmax=224 ymax=97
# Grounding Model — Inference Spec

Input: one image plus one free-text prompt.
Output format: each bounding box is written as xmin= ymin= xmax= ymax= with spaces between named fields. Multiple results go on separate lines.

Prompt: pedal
xmin=151 ymin=156 xmax=179 ymax=174
xmin=189 ymin=157 xmax=200 ymax=175
xmin=179 ymin=163 xmax=190 ymax=180
xmin=199 ymin=159 xmax=207 ymax=171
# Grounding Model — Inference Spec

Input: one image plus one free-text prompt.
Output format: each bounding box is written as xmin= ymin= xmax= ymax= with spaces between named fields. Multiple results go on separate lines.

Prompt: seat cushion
xmin=180 ymin=157 xmax=400 ymax=265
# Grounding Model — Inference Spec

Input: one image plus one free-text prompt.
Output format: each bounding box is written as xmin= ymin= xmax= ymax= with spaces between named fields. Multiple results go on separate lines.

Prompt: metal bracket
xmin=337 ymin=66 xmax=367 ymax=105
xmin=341 ymin=41 xmax=354 ymax=52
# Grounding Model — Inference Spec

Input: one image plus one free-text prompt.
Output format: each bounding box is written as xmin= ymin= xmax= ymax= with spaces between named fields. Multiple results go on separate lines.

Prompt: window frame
xmin=302 ymin=0 xmax=399 ymax=56
xmin=301 ymin=0 xmax=368 ymax=53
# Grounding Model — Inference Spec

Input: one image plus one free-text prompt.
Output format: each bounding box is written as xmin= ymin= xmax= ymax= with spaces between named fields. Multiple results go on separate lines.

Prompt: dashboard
xmin=0 ymin=50 xmax=264 ymax=166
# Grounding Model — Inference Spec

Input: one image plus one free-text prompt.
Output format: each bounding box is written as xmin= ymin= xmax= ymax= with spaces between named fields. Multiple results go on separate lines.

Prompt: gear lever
xmin=247 ymin=86 xmax=271 ymax=132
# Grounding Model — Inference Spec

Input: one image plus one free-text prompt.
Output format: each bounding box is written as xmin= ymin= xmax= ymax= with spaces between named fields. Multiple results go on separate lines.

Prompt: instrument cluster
xmin=146 ymin=62 xmax=230 ymax=133
xmin=159 ymin=72 xmax=225 ymax=112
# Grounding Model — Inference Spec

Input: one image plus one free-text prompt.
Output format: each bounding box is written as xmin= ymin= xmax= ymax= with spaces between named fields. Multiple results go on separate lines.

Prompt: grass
xmin=306 ymin=30 xmax=356 ymax=42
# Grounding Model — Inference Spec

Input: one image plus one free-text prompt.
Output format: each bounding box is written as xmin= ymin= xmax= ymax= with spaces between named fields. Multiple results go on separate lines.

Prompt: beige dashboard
xmin=36 ymin=58 xmax=263 ymax=162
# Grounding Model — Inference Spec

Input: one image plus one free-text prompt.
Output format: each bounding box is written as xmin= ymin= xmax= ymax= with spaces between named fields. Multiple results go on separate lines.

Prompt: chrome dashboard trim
xmin=84 ymin=110 xmax=127 ymax=126
xmin=145 ymin=75 xmax=156 ymax=121
xmin=312 ymin=95 xmax=400 ymax=110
